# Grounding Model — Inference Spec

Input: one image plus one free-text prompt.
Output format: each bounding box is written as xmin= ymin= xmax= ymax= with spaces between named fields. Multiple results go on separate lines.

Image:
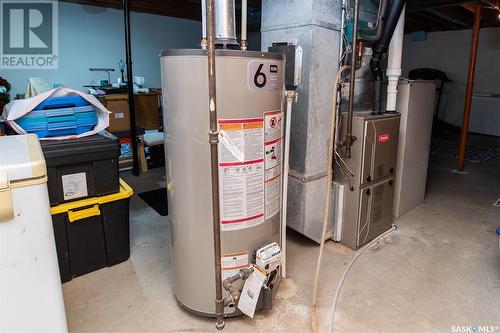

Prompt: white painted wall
xmin=402 ymin=27 xmax=500 ymax=136
xmin=2 ymin=2 xmax=201 ymax=96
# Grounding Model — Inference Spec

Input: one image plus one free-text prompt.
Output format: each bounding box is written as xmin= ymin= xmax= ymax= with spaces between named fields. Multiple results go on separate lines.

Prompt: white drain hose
xmin=311 ymin=65 xmax=349 ymax=333
xmin=327 ymin=224 xmax=397 ymax=333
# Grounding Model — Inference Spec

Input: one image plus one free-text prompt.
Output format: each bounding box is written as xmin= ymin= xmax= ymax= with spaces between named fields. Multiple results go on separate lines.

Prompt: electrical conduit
xmin=281 ymin=91 xmax=295 ymax=278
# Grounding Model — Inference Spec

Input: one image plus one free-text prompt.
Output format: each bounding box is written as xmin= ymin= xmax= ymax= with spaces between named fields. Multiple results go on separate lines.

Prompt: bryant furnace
xmin=335 ymin=112 xmax=400 ymax=249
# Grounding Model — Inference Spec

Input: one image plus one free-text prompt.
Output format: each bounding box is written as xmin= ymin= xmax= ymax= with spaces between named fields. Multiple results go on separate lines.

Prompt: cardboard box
xmin=100 ymin=94 xmax=130 ymax=133
xmin=100 ymin=93 xmax=160 ymax=133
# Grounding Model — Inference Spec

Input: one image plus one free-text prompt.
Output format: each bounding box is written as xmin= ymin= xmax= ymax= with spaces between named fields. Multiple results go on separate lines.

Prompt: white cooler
xmin=0 ymin=134 xmax=68 ymax=332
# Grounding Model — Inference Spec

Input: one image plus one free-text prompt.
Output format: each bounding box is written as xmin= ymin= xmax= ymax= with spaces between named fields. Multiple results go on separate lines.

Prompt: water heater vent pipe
xmin=215 ymin=0 xmax=238 ymax=46
xmin=386 ymin=5 xmax=405 ymax=112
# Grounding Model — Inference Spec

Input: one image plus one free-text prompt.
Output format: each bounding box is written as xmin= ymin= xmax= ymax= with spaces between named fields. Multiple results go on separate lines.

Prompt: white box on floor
xmin=0 ymin=134 xmax=68 ymax=332
xmin=394 ymin=80 xmax=436 ymax=217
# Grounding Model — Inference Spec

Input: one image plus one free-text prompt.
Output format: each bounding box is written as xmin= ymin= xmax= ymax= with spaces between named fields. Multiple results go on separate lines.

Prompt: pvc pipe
xmin=281 ymin=91 xmax=295 ymax=278
xmin=201 ymin=0 xmax=207 ymax=49
xmin=241 ymin=0 xmax=248 ymax=50
xmin=386 ymin=5 xmax=405 ymax=112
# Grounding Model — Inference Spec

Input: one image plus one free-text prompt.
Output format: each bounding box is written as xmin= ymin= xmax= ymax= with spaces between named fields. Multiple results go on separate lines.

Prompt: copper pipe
xmin=345 ymin=0 xmax=360 ymax=159
xmin=457 ymin=3 xmax=481 ymax=172
xmin=206 ymin=0 xmax=225 ymax=329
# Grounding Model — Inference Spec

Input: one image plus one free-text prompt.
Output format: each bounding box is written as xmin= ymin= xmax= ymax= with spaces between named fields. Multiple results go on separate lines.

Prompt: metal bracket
xmin=294 ymin=45 xmax=303 ymax=87
xmin=208 ymin=130 xmax=220 ymax=145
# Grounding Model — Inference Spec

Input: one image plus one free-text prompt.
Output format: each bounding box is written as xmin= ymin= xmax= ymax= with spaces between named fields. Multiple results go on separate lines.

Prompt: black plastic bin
xmin=50 ymin=179 xmax=133 ymax=283
xmin=40 ymin=132 xmax=121 ymax=206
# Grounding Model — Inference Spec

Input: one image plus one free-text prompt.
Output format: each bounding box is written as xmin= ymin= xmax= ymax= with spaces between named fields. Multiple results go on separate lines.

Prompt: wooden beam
xmin=407 ymin=0 xmax=476 ymax=12
xmin=60 ymin=0 xmax=202 ymax=21
xmin=438 ymin=6 xmax=475 ymax=26
xmin=425 ymin=8 xmax=470 ymax=26
xmin=410 ymin=11 xmax=463 ymax=30
xmin=457 ymin=3 xmax=482 ymax=172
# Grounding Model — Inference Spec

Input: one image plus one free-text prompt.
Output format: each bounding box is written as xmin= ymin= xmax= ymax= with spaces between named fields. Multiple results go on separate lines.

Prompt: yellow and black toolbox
xmin=50 ymin=179 xmax=133 ymax=283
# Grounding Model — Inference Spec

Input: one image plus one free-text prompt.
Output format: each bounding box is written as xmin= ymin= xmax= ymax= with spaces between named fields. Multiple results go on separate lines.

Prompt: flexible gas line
xmin=327 ymin=224 xmax=397 ymax=333
xmin=311 ymin=65 xmax=349 ymax=333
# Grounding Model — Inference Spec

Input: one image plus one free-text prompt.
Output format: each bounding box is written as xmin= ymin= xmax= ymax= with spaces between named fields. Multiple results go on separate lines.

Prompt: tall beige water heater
xmin=161 ymin=49 xmax=285 ymax=316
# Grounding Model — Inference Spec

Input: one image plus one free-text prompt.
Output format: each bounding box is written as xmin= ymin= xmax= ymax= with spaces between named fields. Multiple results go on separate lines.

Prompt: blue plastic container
xmin=17 ymin=110 xmax=98 ymax=138
xmin=496 ymin=226 xmax=500 ymax=249
xmin=34 ymin=96 xmax=90 ymax=110
xmin=17 ymin=98 xmax=98 ymax=138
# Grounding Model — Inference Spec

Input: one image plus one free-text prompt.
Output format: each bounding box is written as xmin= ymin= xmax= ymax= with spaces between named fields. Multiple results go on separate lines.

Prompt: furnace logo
xmin=0 ymin=0 xmax=58 ymax=69
xmin=378 ymin=133 xmax=391 ymax=143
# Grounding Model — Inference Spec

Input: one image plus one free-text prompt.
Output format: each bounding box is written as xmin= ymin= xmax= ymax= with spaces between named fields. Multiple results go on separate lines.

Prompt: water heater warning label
xmin=264 ymin=110 xmax=283 ymax=219
xmin=221 ymin=252 xmax=249 ymax=280
xmin=218 ymin=118 xmax=265 ymax=231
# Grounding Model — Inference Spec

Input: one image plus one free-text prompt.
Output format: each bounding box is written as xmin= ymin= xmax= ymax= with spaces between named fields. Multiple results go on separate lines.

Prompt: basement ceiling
xmin=62 ymin=0 xmax=500 ymax=33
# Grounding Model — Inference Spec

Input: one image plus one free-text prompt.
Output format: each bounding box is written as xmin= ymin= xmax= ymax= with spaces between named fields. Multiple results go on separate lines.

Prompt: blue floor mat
xmin=430 ymin=138 xmax=500 ymax=163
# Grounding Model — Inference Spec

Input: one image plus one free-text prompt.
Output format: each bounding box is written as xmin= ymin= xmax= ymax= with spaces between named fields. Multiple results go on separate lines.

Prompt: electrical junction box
xmin=255 ymin=242 xmax=282 ymax=273
xmin=334 ymin=112 xmax=400 ymax=249
xmin=268 ymin=42 xmax=302 ymax=90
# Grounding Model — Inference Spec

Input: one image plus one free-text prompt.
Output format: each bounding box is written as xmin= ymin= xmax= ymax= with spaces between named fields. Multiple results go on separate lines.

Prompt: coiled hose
xmin=327 ymin=224 xmax=397 ymax=333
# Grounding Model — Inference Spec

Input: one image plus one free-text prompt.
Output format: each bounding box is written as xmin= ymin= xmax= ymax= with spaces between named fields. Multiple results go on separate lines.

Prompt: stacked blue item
xmin=16 ymin=96 xmax=98 ymax=138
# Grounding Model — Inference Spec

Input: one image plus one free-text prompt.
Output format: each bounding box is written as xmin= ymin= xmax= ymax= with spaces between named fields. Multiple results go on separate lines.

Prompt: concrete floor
xmin=63 ymin=140 xmax=500 ymax=332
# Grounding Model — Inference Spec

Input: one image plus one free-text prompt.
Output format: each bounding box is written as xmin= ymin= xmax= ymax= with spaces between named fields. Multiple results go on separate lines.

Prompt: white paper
xmin=62 ymin=172 xmax=88 ymax=200
xmin=1 ymin=86 xmax=110 ymax=140
xmin=237 ymin=267 xmax=267 ymax=318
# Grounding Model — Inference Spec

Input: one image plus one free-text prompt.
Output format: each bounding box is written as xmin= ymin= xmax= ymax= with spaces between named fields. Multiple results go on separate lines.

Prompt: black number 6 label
xmin=254 ymin=63 xmax=267 ymax=88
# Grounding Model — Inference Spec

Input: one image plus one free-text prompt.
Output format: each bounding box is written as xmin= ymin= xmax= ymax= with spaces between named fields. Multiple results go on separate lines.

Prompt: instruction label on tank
xmin=218 ymin=118 xmax=265 ymax=231
xmin=264 ymin=110 xmax=283 ymax=219
xmin=247 ymin=60 xmax=281 ymax=92
xmin=221 ymin=252 xmax=249 ymax=280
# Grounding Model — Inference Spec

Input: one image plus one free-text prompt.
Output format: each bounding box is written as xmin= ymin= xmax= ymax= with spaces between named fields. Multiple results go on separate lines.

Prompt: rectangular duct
xmin=261 ymin=0 xmax=343 ymax=242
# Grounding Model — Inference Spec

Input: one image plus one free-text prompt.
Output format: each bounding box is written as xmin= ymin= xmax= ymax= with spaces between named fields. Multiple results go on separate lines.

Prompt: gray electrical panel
xmin=334 ymin=112 xmax=400 ymax=249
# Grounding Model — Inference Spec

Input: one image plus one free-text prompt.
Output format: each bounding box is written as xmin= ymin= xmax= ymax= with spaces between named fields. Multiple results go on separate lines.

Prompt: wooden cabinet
xmin=135 ymin=93 xmax=160 ymax=130
xmin=100 ymin=93 xmax=160 ymax=133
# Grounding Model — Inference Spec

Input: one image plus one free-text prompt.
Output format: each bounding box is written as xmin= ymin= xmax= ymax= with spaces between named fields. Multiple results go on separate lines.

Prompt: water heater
xmin=161 ymin=49 xmax=285 ymax=316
